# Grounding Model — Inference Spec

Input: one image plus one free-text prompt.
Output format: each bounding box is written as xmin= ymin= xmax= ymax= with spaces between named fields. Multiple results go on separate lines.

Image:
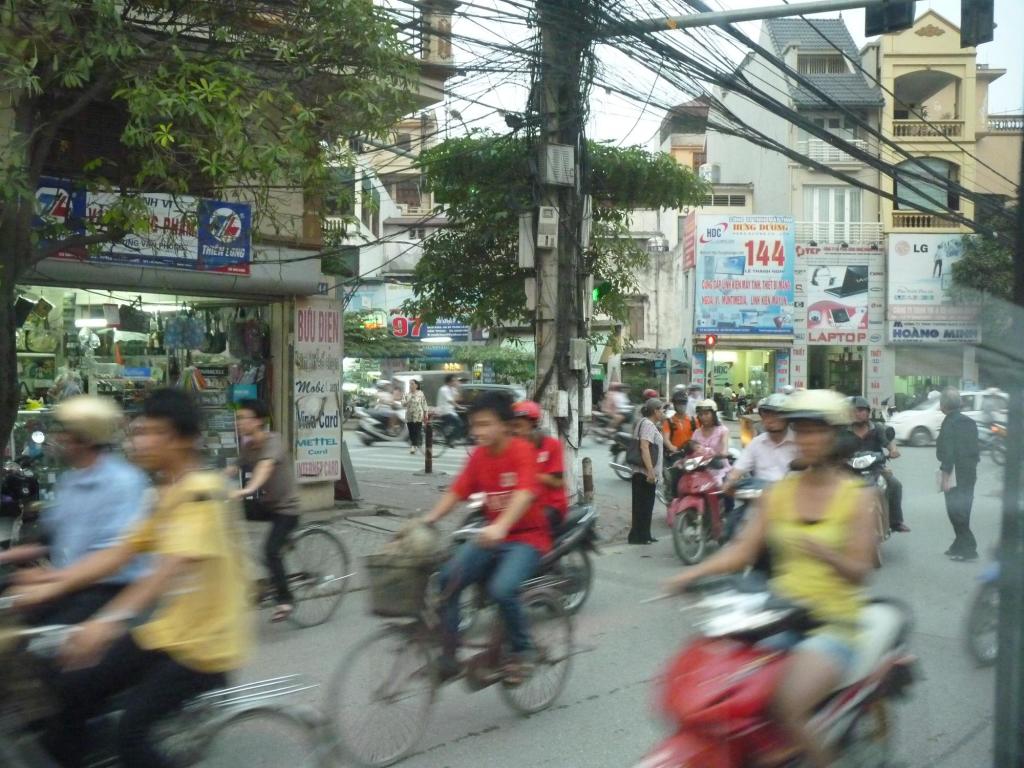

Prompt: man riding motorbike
xmin=511 ymin=400 xmax=568 ymax=532
xmin=668 ymin=390 xmax=879 ymax=768
xmin=0 ymin=396 xmax=151 ymax=626
xmin=847 ymin=396 xmax=909 ymax=533
xmin=424 ymin=391 xmax=551 ymax=685
xmin=662 ymin=390 xmax=697 ymax=453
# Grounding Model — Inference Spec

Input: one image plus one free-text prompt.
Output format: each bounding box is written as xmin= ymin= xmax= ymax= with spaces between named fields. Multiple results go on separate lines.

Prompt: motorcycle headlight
xmin=849 ymin=455 xmax=875 ymax=470
xmin=683 ymin=458 xmax=700 ymax=472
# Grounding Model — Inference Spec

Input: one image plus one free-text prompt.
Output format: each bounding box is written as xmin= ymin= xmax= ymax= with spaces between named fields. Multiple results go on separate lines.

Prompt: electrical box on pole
xmin=864 ymin=0 xmax=916 ymax=36
xmin=540 ymin=144 xmax=576 ymax=186
xmin=961 ymin=0 xmax=995 ymax=48
xmin=518 ymin=213 xmax=536 ymax=268
xmin=536 ymin=206 xmax=559 ymax=249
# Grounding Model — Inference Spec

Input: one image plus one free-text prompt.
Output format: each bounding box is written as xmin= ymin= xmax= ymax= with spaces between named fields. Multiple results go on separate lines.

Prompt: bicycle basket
xmin=365 ymin=553 xmax=443 ymax=618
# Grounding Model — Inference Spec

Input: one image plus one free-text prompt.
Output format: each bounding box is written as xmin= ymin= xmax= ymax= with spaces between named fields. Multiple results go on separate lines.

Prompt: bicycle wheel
xmin=326 ymin=626 xmax=437 ymax=767
xmin=193 ymin=705 xmax=326 ymax=768
xmin=500 ymin=589 xmax=573 ymax=715
xmin=285 ymin=527 xmax=352 ymax=628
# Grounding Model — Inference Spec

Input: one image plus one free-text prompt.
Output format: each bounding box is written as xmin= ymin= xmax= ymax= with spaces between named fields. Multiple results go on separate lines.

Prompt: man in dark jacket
xmin=936 ymin=387 xmax=980 ymax=561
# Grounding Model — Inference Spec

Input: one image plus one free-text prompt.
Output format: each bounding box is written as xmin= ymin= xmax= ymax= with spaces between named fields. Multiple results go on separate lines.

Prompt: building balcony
xmin=795 ymin=221 xmax=882 ymax=246
xmin=892 ymin=119 xmax=965 ymax=139
xmin=985 ymin=115 xmax=1024 ymax=133
xmin=797 ymin=138 xmax=870 ymax=165
xmin=890 ymin=211 xmax=960 ymax=230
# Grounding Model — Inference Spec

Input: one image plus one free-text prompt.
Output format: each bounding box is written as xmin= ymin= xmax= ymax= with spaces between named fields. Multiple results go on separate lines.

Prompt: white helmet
xmin=758 ymin=393 xmax=789 ymax=414
xmin=695 ymin=399 xmax=718 ymax=412
xmin=783 ymin=389 xmax=851 ymax=427
xmin=54 ymin=395 xmax=124 ymax=446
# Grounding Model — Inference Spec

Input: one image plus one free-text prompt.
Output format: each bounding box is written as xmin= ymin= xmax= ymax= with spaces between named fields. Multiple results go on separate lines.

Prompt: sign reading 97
xmin=391 ymin=316 xmax=424 ymax=338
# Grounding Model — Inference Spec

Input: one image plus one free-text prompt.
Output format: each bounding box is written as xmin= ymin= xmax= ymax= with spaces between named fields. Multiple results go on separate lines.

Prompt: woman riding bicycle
xmin=668 ymin=389 xmax=878 ymax=768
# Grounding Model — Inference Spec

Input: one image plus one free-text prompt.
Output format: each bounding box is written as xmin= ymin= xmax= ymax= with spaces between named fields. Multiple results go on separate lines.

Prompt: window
xmin=894 ymin=158 xmax=959 ymax=212
xmin=396 ymin=132 xmax=413 ymax=151
xmin=691 ymin=151 xmax=707 ymax=171
xmin=803 ymin=186 xmax=862 ymax=223
xmin=701 ymin=194 xmax=747 ymax=207
xmin=411 ymin=228 xmax=426 ymax=240
xmin=797 ymin=55 xmax=847 ymax=75
xmin=393 ymin=180 xmax=422 ymax=208
xmin=628 ymin=302 xmax=645 ymax=341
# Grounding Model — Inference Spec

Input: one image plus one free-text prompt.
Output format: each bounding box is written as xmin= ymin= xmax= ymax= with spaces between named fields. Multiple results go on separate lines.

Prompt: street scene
xmin=1 ymin=0 xmax=1022 ymax=767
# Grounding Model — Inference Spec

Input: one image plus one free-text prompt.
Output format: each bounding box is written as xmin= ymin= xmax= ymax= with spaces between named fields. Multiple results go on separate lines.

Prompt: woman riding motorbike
xmin=667 ymin=390 xmax=878 ymax=768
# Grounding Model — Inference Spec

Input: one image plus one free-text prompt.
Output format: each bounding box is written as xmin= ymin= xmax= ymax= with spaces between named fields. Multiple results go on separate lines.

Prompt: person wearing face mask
xmin=845 ymin=396 xmax=908 ymax=534
xmin=723 ymin=393 xmax=796 ymax=494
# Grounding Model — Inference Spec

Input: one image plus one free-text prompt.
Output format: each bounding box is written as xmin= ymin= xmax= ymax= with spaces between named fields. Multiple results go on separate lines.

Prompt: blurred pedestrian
xmin=936 ymin=387 xmax=980 ymax=561
xmin=628 ymin=398 xmax=664 ymax=545
xmin=404 ymin=378 xmax=428 ymax=454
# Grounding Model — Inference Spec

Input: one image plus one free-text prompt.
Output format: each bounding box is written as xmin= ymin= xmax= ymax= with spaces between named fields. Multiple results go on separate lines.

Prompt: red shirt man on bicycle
xmin=423 ymin=391 xmax=551 ymax=683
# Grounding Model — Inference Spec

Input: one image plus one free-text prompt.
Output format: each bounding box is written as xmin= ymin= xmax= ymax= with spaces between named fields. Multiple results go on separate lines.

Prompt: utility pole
xmin=533 ymin=0 xmax=594 ymax=490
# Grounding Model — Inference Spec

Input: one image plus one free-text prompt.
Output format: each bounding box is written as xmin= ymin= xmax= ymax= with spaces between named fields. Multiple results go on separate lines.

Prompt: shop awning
xmin=695 ymin=335 xmax=792 ymax=349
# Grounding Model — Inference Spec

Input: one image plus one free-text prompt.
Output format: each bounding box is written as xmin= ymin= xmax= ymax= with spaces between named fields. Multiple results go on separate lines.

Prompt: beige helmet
xmin=54 ymin=395 xmax=124 ymax=446
xmin=695 ymin=398 xmax=718 ymax=412
xmin=783 ymin=389 xmax=852 ymax=427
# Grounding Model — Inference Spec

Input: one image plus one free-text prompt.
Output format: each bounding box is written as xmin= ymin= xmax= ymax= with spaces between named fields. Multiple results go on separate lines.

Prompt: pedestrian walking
xmin=404 ymin=378 xmax=428 ymax=454
xmin=628 ymin=398 xmax=664 ymax=545
xmin=936 ymin=387 xmax=980 ymax=561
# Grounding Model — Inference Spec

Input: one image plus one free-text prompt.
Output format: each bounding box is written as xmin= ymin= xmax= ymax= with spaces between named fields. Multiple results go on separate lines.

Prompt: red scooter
xmin=667 ymin=444 xmax=730 ymax=565
xmin=634 ymin=577 xmax=916 ymax=768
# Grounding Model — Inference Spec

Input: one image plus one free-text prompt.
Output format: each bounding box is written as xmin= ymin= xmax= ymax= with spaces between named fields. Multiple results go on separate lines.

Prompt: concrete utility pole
xmin=533 ymin=0 xmax=594 ymax=490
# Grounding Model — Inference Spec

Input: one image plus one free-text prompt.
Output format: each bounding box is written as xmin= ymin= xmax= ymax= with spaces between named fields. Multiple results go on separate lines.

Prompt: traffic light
xmin=704 ymin=334 xmax=717 ymax=348
xmin=864 ymin=0 xmax=916 ymax=36
xmin=961 ymin=0 xmax=994 ymax=47
xmin=592 ymin=280 xmax=612 ymax=303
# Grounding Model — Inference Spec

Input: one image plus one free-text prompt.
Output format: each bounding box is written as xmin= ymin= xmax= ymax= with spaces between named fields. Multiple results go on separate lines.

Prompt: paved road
xmin=240 ymin=439 xmax=1005 ymax=768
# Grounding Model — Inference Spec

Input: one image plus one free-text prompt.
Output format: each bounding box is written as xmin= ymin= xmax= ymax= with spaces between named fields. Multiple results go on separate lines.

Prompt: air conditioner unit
xmin=541 ymin=144 xmax=575 ymax=186
xmin=699 ymin=163 xmax=721 ymax=184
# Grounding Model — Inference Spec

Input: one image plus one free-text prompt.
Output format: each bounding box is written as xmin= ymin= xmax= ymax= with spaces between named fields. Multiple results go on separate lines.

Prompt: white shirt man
xmin=728 ymin=429 xmax=797 ymax=485
xmin=436 ymin=380 xmax=459 ymax=417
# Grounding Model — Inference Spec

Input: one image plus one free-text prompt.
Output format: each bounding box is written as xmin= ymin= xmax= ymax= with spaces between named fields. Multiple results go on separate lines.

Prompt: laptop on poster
xmin=825 ymin=265 xmax=868 ymax=298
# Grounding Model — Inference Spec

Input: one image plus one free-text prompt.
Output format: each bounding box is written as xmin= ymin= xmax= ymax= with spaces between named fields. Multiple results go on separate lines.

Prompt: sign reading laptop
xmin=693 ymin=214 xmax=796 ymax=336
xmin=806 ymin=260 xmax=869 ymax=344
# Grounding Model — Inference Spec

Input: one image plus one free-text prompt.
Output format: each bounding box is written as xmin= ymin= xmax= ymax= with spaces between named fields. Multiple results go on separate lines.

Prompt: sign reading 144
xmin=745 ymin=239 xmax=786 ymax=268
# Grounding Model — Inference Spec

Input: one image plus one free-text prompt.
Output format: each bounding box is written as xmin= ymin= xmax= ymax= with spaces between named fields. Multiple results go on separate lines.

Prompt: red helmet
xmin=642 ymin=388 xmax=659 ymax=399
xmin=513 ymin=400 xmax=542 ymax=422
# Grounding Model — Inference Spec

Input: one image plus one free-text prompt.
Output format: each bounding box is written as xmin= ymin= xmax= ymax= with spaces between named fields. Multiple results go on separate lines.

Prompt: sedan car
xmin=888 ymin=389 xmax=1007 ymax=447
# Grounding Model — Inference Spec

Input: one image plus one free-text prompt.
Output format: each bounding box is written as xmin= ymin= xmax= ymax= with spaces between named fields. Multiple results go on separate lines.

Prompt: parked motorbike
xmin=633 ymin=576 xmax=916 ymax=768
xmin=355 ymin=405 xmax=408 ymax=447
xmin=1 ymin=431 xmax=46 ymax=551
xmin=846 ymin=449 xmax=891 ymax=568
xmin=668 ymin=445 xmax=731 ymax=565
xmin=452 ymin=497 xmax=599 ymax=622
xmin=966 ymin=559 xmax=999 ymax=667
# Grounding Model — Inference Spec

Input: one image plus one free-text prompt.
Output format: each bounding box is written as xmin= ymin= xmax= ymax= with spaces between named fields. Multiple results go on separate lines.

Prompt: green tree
xmin=403 ymin=135 xmax=708 ymax=329
xmin=0 ymin=0 xmax=415 ymax=443
xmin=344 ymin=312 xmax=421 ymax=359
xmin=951 ymin=204 xmax=1017 ymax=336
xmin=450 ymin=343 xmax=535 ymax=385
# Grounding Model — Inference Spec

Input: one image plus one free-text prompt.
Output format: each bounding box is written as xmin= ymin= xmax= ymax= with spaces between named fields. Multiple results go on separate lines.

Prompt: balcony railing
xmin=893 ymin=120 xmax=964 ymax=138
xmin=891 ymin=211 xmax=959 ymax=230
xmin=795 ymin=221 xmax=883 ymax=245
xmin=797 ymin=138 xmax=870 ymax=164
xmin=986 ymin=116 xmax=1024 ymax=133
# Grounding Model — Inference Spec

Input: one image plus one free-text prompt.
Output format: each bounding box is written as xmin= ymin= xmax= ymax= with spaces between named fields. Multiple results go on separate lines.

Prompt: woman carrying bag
xmin=627 ymin=398 xmax=665 ymax=545
xmin=404 ymin=378 xmax=428 ymax=454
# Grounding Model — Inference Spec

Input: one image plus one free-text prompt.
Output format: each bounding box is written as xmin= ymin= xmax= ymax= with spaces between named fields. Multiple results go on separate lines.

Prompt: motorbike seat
xmin=556 ymin=503 xmax=590 ymax=536
xmin=838 ymin=600 xmax=908 ymax=688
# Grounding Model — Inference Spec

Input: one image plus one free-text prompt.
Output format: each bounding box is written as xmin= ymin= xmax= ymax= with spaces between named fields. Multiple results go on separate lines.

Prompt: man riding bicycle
xmin=423 ymin=391 xmax=551 ymax=684
xmin=13 ymin=389 xmax=251 ymax=768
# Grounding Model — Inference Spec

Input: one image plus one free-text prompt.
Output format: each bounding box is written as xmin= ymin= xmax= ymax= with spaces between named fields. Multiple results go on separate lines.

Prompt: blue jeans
xmin=438 ymin=541 xmax=540 ymax=656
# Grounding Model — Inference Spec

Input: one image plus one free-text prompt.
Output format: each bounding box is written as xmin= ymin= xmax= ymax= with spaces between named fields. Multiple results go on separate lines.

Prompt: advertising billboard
xmin=887 ymin=233 xmax=979 ymax=343
xmin=694 ymin=215 xmax=796 ymax=335
xmin=38 ymin=178 xmax=251 ymax=274
xmin=294 ymin=298 xmax=343 ymax=484
xmin=806 ymin=259 xmax=869 ymax=344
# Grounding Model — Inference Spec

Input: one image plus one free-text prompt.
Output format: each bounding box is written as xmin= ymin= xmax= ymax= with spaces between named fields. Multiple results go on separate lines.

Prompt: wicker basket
xmin=365 ymin=553 xmax=444 ymax=618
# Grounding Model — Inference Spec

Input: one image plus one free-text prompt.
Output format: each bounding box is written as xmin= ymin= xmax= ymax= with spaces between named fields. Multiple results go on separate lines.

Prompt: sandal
xmin=271 ymin=604 xmax=294 ymax=623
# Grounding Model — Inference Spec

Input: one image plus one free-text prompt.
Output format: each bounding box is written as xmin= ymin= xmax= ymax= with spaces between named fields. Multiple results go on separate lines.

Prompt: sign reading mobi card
xmin=294 ymin=297 xmax=342 ymax=483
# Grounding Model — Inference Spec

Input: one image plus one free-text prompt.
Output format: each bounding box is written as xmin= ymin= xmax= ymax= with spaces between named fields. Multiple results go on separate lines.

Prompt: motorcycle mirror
xmin=884 ymin=426 xmax=896 ymax=442
xmin=30 ymin=431 xmax=45 ymax=445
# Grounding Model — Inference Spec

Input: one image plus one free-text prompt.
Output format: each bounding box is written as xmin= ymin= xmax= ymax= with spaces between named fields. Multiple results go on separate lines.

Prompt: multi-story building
xmin=864 ymin=9 xmax=1022 ymax=405
xmin=701 ymin=16 xmax=884 ymax=395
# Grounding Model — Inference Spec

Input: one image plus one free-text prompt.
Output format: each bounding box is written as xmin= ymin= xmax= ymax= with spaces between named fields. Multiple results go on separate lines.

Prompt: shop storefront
xmin=688 ymin=214 xmax=797 ymax=399
xmin=885 ymin=233 xmax=980 ymax=409
xmin=793 ymin=246 xmax=884 ymax=397
xmin=13 ymin=253 xmax=338 ymax=511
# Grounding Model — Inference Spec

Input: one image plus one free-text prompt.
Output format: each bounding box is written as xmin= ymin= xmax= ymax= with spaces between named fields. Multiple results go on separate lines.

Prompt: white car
xmin=888 ymin=390 xmax=1007 ymax=447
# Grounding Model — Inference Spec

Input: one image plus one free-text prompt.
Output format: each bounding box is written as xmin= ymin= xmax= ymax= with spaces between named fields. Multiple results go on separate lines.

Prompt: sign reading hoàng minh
xmin=293 ymin=297 xmax=343 ymax=483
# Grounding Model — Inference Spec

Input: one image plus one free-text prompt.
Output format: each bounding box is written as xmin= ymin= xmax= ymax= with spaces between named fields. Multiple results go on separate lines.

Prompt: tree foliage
xmin=450 ymin=343 xmax=535 ymax=385
xmin=403 ymin=134 xmax=708 ymax=329
xmin=344 ymin=312 xmax=421 ymax=360
xmin=0 ymin=0 xmax=415 ymax=443
xmin=951 ymin=204 xmax=1018 ymax=338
